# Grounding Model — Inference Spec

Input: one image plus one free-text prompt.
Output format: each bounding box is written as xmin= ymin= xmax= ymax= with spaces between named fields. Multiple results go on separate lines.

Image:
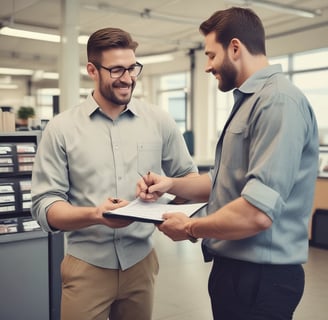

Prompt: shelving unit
xmin=0 ymin=131 xmax=64 ymax=320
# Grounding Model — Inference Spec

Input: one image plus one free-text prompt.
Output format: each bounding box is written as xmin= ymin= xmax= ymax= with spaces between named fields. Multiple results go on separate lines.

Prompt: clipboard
xmin=103 ymin=197 xmax=207 ymax=224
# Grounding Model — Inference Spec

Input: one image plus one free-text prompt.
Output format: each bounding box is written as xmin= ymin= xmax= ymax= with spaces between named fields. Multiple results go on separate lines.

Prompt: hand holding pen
xmin=98 ymin=197 xmax=131 ymax=228
xmin=136 ymin=171 xmax=173 ymax=201
xmin=137 ymin=171 xmax=154 ymax=200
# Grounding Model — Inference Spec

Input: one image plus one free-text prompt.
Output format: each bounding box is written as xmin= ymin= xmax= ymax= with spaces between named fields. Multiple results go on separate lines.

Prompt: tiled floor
xmin=152 ymin=230 xmax=328 ymax=320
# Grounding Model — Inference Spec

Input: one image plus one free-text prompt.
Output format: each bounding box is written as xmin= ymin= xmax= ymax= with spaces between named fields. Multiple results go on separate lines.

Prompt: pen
xmin=108 ymin=197 xmax=120 ymax=204
xmin=138 ymin=171 xmax=150 ymax=180
xmin=138 ymin=171 xmax=150 ymax=193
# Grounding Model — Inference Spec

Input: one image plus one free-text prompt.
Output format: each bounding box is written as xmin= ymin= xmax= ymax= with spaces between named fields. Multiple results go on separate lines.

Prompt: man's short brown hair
xmin=87 ymin=27 xmax=138 ymax=65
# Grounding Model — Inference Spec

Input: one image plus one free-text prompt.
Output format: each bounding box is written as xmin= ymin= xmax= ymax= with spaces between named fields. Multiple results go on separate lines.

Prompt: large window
xmin=157 ymin=73 xmax=189 ymax=133
xmin=293 ymin=49 xmax=328 ymax=70
xmin=291 ymin=49 xmax=328 ymax=145
xmin=293 ymin=70 xmax=328 ymax=130
xmin=270 ymin=49 xmax=328 ymax=137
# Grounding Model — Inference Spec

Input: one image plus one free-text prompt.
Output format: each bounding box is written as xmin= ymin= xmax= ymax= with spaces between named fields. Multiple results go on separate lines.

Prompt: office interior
xmin=0 ymin=1 xmax=328 ymax=319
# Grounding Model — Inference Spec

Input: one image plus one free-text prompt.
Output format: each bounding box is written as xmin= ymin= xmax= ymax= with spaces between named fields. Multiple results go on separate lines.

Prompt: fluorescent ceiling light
xmin=0 ymin=67 xmax=96 ymax=79
xmin=0 ymin=25 xmax=87 ymax=44
xmin=32 ymin=70 xmax=59 ymax=81
xmin=0 ymin=25 xmax=189 ymax=64
xmin=138 ymin=53 xmax=174 ymax=64
xmin=0 ymin=68 xmax=60 ymax=79
xmin=37 ymin=87 xmax=93 ymax=95
xmin=0 ymin=84 xmax=18 ymax=89
xmin=78 ymin=35 xmax=89 ymax=45
xmin=43 ymin=72 xmax=59 ymax=80
xmin=0 ymin=26 xmax=60 ymax=42
xmin=0 ymin=67 xmax=33 ymax=76
xmin=0 ymin=26 xmax=182 ymax=63
xmin=225 ymin=0 xmax=322 ymax=18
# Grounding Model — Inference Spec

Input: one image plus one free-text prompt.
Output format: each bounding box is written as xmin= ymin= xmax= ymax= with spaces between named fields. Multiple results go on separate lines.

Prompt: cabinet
xmin=309 ymin=178 xmax=328 ymax=240
xmin=0 ymin=131 xmax=64 ymax=320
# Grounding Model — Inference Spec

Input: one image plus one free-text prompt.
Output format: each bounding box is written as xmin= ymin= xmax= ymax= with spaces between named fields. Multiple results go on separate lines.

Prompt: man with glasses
xmin=31 ymin=27 xmax=198 ymax=320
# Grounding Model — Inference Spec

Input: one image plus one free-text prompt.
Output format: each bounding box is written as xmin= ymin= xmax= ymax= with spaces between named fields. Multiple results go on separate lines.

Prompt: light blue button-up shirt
xmin=31 ymin=94 xmax=197 ymax=270
xmin=204 ymin=65 xmax=319 ymax=264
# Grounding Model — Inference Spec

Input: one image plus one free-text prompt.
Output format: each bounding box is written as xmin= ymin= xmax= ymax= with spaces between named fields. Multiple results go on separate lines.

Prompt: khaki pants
xmin=60 ymin=250 xmax=159 ymax=320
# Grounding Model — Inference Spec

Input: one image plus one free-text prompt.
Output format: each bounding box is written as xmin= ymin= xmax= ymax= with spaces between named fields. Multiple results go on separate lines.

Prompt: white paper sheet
xmin=103 ymin=197 xmax=207 ymax=223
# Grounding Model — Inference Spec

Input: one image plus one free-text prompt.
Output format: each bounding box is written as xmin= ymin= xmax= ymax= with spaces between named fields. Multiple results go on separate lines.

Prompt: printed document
xmin=103 ymin=197 xmax=207 ymax=223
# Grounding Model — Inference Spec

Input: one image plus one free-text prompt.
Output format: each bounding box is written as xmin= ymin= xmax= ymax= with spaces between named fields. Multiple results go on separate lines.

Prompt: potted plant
xmin=17 ymin=106 xmax=35 ymax=126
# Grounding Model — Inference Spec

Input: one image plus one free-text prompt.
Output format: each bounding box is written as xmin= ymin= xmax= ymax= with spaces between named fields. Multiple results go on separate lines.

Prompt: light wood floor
xmin=152 ymin=230 xmax=328 ymax=320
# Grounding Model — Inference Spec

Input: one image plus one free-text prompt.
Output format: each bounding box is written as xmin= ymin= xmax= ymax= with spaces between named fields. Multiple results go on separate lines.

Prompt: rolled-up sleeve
xmin=241 ymin=178 xmax=282 ymax=221
xmin=31 ymin=120 xmax=68 ymax=233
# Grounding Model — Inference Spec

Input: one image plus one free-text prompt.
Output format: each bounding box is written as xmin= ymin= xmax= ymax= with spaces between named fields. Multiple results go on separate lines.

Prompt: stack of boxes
xmin=0 ymin=107 xmax=15 ymax=132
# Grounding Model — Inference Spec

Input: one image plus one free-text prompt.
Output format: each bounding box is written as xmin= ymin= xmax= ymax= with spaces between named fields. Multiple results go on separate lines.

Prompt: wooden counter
xmin=309 ymin=178 xmax=328 ymax=239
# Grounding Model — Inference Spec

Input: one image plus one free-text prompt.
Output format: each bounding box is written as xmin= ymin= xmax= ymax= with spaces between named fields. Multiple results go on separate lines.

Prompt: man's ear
xmin=86 ymin=62 xmax=98 ymax=79
xmin=230 ymin=38 xmax=241 ymax=60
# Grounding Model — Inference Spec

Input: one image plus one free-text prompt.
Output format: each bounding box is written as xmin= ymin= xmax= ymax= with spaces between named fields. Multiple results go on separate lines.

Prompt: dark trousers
xmin=208 ymin=256 xmax=304 ymax=320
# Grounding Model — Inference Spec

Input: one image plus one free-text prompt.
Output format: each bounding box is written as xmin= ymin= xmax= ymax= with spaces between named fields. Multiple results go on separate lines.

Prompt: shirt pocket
xmin=137 ymin=143 xmax=162 ymax=175
xmin=221 ymin=121 xmax=247 ymax=169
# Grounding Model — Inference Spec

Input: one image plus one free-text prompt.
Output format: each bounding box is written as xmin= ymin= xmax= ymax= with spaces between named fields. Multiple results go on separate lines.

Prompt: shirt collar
xmin=85 ymin=92 xmax=140 ymax=118
xmin=238 ymin=64 xmax=283 ymax=95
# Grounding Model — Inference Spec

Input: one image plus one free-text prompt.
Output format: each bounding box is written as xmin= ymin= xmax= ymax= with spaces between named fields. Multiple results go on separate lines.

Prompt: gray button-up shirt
xmin=204 ymin=65 xmax=319 ymax=264
xmin=31 ymin=94 xmax=197 ymax=270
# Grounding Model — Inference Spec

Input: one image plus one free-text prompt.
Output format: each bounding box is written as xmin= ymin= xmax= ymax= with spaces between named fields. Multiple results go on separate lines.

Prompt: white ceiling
xmin=0 ymin=0 xmax=328 ymax=82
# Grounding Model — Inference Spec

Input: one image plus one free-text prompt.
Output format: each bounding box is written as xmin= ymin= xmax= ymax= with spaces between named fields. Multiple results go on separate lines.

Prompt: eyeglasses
xmin=96 ymin=62 xmax=143 ymax=79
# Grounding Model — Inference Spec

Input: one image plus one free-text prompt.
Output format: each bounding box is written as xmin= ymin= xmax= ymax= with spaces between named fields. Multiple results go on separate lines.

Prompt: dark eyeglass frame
xmin=96 ymin=62 xmax=143 ymax=79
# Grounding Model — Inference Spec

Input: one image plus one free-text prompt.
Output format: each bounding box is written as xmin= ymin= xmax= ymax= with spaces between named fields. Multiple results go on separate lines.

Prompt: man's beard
xmin=214 ymin=54 xmax=237 ymax=92
xmin=99 ymin=77 xmax=135 ymax=106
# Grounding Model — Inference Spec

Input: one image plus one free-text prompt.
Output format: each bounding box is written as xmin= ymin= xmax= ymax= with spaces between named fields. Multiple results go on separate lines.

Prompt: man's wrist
xmin=185 ymin=221 xmax=198 ymax=243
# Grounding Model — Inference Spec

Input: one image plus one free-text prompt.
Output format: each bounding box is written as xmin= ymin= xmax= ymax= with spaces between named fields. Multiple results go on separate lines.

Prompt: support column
xmin=193 ymin=49 xmax=214 ymax=162
xmin=59 ymin=0 xmax=80 ymax=112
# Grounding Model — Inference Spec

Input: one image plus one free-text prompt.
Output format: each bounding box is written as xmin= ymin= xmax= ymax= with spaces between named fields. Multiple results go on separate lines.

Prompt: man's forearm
xmin=47 ymin=201 xmax=100 ymax=231
xmin=169 ymin=173 xmax=211 ymax=202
